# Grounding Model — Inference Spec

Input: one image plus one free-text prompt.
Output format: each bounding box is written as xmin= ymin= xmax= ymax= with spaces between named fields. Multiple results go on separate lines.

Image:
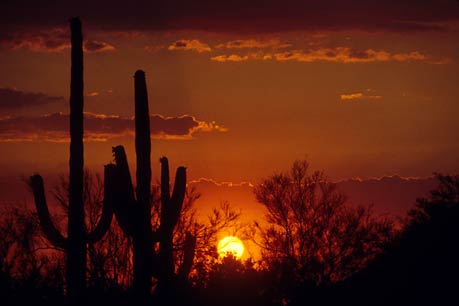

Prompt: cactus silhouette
xmin=29 ymin=18 xmax=113 ymax=299
xmin=108 ymin=70 xmax=196 ymax=298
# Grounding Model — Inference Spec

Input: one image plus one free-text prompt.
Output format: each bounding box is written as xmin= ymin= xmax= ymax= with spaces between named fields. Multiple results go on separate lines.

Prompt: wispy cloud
xmin=83 ymin=40 xmax=115 ymax=53
xmin=189 ymin=177 xmax=254 ymax=188
xmin=211 ymin=48 xmax=430 ymax=64
xmin=0 ymin=28 xmax=115 ymax=53
xmin=0 ymin=28 xmax=69 ymax=52
xmin=216 ymin=39 xmax=291 ymax=50
xmin=211 ymin=54 xmax=250 ymax=62
xmin=168 ymin=39 xmax=211 ymax=53
xmin=85 ymin=92 xmax=99 ymax=97
xmin=271 ymin=48 xmax=428 ymax=63
xmin=340 ymin=92 xmax=383 ymax=101
xmin=0 ymin=112 xmax=228 ymax=142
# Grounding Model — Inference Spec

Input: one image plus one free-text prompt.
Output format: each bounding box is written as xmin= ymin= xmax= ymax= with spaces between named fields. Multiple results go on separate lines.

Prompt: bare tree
xmin=0 ymin=206 xmax=65 ymax=292
xmin=254 ymin=160 xmax=393 ymax=284
xmin=186 ymin=200 xmax=243 ymax=286
xmin=52 ymin=170 xmax=132 ymax=290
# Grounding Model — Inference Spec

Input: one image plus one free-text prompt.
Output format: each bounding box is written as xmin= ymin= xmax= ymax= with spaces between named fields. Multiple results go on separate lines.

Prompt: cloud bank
xmin=0 ymin=88 xmax=65 ymax=112
xmin=0 ymin=112 xmax=227 ymax=142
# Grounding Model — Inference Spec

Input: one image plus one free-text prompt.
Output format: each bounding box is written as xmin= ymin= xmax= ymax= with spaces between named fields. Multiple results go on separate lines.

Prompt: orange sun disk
xmin=217 ymin=236 xmax=245 ymax=259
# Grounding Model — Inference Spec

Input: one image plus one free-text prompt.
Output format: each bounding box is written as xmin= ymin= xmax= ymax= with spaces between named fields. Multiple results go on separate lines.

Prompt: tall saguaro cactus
xmin=132 ymin=71 xmax=155 ymax=296
xmin=30 ymin=18 xmax=113 ymax=299
xmin=68 ymin=16 xmax=85 ymax=298
xmin=109 ymin=70 xmax=196 ymax=298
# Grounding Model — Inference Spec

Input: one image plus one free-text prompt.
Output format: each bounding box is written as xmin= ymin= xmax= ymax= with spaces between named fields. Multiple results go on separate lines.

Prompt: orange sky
xmin=1 ymin=1 xmax=459 ymax=220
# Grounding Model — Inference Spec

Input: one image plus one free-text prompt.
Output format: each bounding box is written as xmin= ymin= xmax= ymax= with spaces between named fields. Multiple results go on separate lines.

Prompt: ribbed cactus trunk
xmin=30 ymin=18 xmax=114 ymax=302
xmin=67 ymin=17 xmax=86 ymax=299
xmin=132 ymin=70 xmax=154 ymax=297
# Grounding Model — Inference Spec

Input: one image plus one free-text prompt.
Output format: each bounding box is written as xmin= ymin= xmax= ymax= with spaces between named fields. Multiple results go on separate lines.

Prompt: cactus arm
xmin=86 ymin=165 xmax=114 ymax=244
xmin=112 ymin=146 xmax=136 ymax=205
xmin=134 ymin=70 xmax=151 ymax=212
xmin=177 ymin=232 xmax=196 ymax=281
xmin=160 ymin=157 xmax=171 ymax=202
xmin=169 ymin=166 xmax=187 ymax=228
xmin=159 ymin=160 xmax=186 ymax=232
xmin=160 ymin=157 xmax=171 ymax=225
xmin=110 ymin=147 xmax=136 ymax=235
xmin=159 ymin=159 xmax=186 ymax=230
xmin=157 ymin=162 xmax=188 ymax=294
xmin=30 ymin=174 xmax=67 ymax=249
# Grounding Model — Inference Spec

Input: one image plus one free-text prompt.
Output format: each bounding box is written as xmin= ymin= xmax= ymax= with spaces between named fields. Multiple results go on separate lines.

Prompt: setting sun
xmin=217 ymin=236 xmax=245 ymax=259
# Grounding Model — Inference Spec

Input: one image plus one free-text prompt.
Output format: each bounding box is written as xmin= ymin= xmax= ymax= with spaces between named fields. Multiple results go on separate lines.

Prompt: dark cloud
xmin=0 ymin=1 xmax=457 ymax=34
xmin=0 ymin=28 xmax=114 ymax=52
xmin=0 ymin=28 xmax=69 ymax=51
xmin=0 ymin=88 xmax=65 ymax=112
xmin=0 ymin=112 xmax=227 ymax=142
xmin=174 ymin=41 xmax=187 ymax=48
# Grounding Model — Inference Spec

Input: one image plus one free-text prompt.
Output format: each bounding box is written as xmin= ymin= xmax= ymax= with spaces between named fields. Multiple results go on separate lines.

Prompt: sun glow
xmin=217 ymin=236 xmax=245 ymax=259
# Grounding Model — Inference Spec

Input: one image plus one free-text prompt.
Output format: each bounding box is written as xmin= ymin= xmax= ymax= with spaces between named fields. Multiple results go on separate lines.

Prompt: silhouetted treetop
xmin=254 ymin=160 xmax=393 ymax=285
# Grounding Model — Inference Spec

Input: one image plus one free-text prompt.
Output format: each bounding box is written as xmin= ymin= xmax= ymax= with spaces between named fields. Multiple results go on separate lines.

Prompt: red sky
xmin=1 ymin=1 xmax=458 ymax=221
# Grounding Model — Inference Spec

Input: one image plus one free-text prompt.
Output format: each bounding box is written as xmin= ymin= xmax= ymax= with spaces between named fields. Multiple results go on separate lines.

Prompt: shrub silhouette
xmin=200 ymin=254 xmax=270 ymax=306
xmin=0 ymin=206 xmax=66 ymax=305
xmin=51 ymin=171 xmax=132 ymax=291
xmin=339 ymin=174 xmax=459 ymax=306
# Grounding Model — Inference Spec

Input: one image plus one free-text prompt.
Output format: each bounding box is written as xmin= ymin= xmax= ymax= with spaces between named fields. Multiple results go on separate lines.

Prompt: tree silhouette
xmin=254 ymin=160 xmax=393 ymax=288
xmin=199 ymin=254 xmax=270 ymax=306
xmin=188 ymin=201 xmax=243 ymax=287
xmin=30 ymin=168 xmax=243 ymax=302
xmin=0 ymin=206 xmax=65 ymax=304
xmin=338 ymin=174 xmax=459 ymax=306
xmin=52 ymin=171 xmax=132 ymax=291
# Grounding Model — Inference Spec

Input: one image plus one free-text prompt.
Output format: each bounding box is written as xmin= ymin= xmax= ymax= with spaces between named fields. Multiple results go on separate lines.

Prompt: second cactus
xmin=108 ymin=70 xmax=196 ymax=298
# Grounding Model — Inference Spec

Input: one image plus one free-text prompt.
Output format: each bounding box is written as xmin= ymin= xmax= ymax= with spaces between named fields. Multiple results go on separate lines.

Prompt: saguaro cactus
xmin=109 ymin=70 xmax=196 ymax=298
xmin=67 ymin=16 xmax=86 ymax=298
xmin=30 ymin=17 xmax=113 ymax=299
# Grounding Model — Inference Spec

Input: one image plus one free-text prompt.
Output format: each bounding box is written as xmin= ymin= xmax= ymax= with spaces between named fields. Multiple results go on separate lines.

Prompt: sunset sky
xmin=1 ymin=1 xmax=458 ymax=220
